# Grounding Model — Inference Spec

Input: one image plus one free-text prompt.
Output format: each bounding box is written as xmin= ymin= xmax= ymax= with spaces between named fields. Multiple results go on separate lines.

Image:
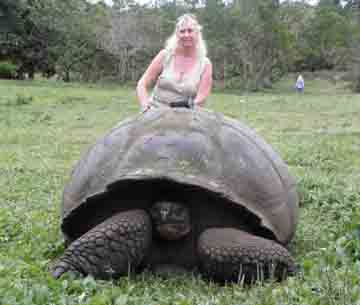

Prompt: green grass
xmin=0 ymin=78 xmax=359 ymax=305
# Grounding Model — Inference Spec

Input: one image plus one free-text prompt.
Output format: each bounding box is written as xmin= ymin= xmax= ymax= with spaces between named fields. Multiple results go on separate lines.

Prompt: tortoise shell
xmin=61 ymin=107 xmax=298 ymax=249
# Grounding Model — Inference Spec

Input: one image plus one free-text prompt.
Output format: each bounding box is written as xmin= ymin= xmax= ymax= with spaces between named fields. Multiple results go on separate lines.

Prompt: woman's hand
xmin=141 ymin=101 xmax=151 ymax=113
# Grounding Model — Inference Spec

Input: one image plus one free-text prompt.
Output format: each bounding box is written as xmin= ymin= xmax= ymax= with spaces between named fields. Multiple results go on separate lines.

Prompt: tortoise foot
xmin=51 ymin=210 xmax=152 ymax=279
xmin=51 ymin=260 xmax=83 ymax=279
xmin=197 ymin=228 xmax=295 ymax=283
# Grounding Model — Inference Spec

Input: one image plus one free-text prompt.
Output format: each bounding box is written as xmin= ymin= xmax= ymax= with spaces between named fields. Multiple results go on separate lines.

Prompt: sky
xmin=88 ymin=0 xmax=320 ymax=7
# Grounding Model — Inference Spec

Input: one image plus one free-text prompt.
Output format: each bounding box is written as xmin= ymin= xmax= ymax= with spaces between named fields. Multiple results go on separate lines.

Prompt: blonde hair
xmin=165 ymin=14 xmax=207 ymax=61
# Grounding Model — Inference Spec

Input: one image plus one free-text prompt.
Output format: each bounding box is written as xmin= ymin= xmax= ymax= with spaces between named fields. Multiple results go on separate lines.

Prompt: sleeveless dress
xmin=150 ymin=51 xmax=210 ymax=108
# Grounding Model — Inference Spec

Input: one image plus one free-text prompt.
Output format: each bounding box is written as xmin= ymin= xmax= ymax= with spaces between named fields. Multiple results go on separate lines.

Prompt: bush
xmin=0 ymin=61 xmax=18 ymax=79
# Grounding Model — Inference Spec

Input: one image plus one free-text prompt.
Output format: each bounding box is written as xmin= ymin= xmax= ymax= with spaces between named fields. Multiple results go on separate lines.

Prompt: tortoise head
xmin=150 ymin=201 xmax=191 ymax=241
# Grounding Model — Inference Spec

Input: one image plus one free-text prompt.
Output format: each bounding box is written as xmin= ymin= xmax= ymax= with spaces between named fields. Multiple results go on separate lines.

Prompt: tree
xmin=44 ymin=0 xmax=105 ymax=81
xmin=200 ymin=0 xmax=229 ymax=82
xmin=343 ymin=1 xmax=360 ymax=91
xmin=0 ymin=0 xmax=112 ymax=81
xmin=343 ymin=0 xmax=360 ymax=9
xmin=219 ymin=0 xmax=292 ymax=90
xmin=0 ymin=0 xmax=53 ymax=78
xmin=318 ymin=0 xmax=342 ymax=7
xmin=300 ymin=7 xmax=353 ymax=70
xmin=100 ymin=5 xmax=164 ymax=82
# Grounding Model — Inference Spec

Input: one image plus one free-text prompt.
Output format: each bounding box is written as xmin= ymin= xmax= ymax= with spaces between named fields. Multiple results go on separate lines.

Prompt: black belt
xmin=152 ymin=96 xmax=195 ymax=109
xmin=169 ymin=98 xmax=194 ymax=109
xmin=169 ymin=101 xmax=190 ymax=108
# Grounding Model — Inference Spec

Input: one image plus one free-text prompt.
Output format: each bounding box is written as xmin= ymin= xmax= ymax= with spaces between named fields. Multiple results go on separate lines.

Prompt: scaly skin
xmin=51 ymin=210 xmax=152 ymax=279
xmin=198 ymin=228 xmax=295 ymax=283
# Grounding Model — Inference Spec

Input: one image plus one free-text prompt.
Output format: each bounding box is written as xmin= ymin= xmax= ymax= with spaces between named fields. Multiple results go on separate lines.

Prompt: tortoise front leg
xmin=197 ymin=228 xmax=295 ymax=283
xmin=51 ymin=210 xmax=152 ymax=279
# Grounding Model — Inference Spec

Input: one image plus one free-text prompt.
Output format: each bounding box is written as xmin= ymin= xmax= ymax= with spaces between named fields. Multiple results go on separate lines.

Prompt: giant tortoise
xmin=51 ymin=107 xmax=299 ymax=283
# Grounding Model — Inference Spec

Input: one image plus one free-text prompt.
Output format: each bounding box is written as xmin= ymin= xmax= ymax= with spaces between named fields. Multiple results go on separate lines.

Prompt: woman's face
xmin=176 ymin=20 xmax=198 ymax=49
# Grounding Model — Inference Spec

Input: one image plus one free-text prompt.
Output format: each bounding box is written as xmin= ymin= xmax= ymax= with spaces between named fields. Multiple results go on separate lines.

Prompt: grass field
xmin=0 ymin=78 xmax=359 ymax=304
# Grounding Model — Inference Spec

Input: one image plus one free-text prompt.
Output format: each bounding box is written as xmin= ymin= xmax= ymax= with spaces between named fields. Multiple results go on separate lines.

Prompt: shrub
xmin=0 ymin=61 xmax=18 ymax=79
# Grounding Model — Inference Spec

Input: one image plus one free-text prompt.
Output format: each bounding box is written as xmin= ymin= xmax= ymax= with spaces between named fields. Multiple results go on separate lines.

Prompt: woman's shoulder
xmin=156 ymin=49 xmax=168 ymax=61
xmin=204 ymin=57 xmax=212 ymax=66
xmin=199 ymin=56 xmax=211 ymax=69
xmin=204 ymin=57 xmax=212 ymax=67
xmin=150 ymin=49 xmax=171 ymax=70
xmin=158 ymin=49 xmax=167 ymax=56
xmin=158 ymin=48 xmax=173 ymax=65
xmin=199 ymin=57 xmax=212 ymax=75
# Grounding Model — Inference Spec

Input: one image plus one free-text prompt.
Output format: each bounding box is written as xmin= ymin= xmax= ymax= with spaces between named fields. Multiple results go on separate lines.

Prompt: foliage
xmin=101 ymin=7 xmax=165 ymax=83
xmin=235 ymin=1 xmax=293 ymax=90
xmin=2 ymin=0 xmax=360 ymax=89
xmin=45 ymin=0 xmax=113 ymax=82
xmin=304 ymin=7 xmax=353 ymax=69
xmin=0 ymin=61 xmax=17 ymax=79
xmin=0 ymin=77 xmax=360 ymax=304
xmin=200 ymin=0 xmax=229 ymax=81
xmin=0 ymin=0 xmax=113 ymax=82
xmin=0 ymin=0 xmax=57 ymax=79
xmin=282 ymin=3 xmax=355 ymax=72
xmin=346 ymin=4 xmax=360 ymax=92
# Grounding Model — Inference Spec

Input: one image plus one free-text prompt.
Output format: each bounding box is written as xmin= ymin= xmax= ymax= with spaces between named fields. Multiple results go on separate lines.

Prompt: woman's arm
xmin=193 ymin=61 xmax=213 ymax=107
xmin=136 ymin=49 xmax=166 ymax=110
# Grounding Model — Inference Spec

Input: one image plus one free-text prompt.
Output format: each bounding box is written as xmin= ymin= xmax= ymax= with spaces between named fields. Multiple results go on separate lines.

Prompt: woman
xmin=136 ymin=14 xmax=213 ymax=111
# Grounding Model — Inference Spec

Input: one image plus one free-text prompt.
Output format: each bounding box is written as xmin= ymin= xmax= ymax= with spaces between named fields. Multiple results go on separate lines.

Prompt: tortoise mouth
xmin=156 ymin=224 xmax=191 ymax=240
